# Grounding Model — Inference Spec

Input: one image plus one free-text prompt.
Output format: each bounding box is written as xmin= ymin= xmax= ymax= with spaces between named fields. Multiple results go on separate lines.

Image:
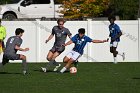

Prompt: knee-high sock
xmin=22 ymin=60 xmax=27 ymax=71
xmin=53 ymin=60 xmax=59 ymax=66
xmin=45 ymin=60 xmax=55 ymax=69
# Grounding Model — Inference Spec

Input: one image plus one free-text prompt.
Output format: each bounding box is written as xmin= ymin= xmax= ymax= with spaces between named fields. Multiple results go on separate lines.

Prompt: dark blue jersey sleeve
xmin=86 ymin=36 xmax=93 ymax=42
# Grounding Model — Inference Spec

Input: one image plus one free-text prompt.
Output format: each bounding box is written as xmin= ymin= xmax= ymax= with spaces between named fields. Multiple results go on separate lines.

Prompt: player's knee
xmin=46 ymin=57 xmax=51 ymax=61
xmin=63 ymin=59 xmax=67 ymax=63
xmin=63 ymin=57 xmax=69 ymax=63
xmin=20 ymin=55 xmax=26 ymax=60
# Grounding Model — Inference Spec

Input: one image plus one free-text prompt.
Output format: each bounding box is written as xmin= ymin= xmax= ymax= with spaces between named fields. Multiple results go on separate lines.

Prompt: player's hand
xmin=103 ymin=38 xmax=109 ymax=42
xmin=107 ymin=38 xmax=109 ymax=42
xmin=45 ymin=40 xmax=49 ymax=43
xmin=24 ymin=48 xmax=29 ymax=51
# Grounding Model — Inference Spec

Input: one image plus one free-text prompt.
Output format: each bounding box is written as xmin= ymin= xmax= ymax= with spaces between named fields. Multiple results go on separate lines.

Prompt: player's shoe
xmin=41 ymin=67 xmax=47 ymax=72
xmin=74 ymin=61 xmax=78 ymax=68
xmin=113 ymin=61 xmax=118 ymax=64
xmin=23 ymin=70 xmax=27 ymax=75
xmin=53 ymin=64 xmax=61 ymax=72
xmin=122 ymin=52 xmax=125 ymax=61
xmin=74 ymin=60 xmax=79 ymax=68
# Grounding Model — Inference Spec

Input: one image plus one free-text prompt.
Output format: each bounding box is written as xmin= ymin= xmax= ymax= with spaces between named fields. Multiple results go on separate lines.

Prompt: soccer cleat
xmin=41 ymin=67 xmax=47 ymax=72
xmin=23 ymin=70 xmax=27 ymax=75
xmin=74 ymin=62 xmax=78 ymax=68
xmin=122 ymin=52 xmax=125 ymax=61
xmin=74 ymin=60 xmax=79 ymax=68
xmin=113 ymin=61 xmax=118 ymax=64
xmin=53 ymin=64 xmax=61 ymax=72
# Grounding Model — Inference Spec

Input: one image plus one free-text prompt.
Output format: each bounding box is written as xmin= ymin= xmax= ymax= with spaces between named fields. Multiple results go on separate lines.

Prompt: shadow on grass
xmin=0 ymin=72 xmax=21 ymax=74
xmin=33 ymin=69 xmax=70 ymax=73
xmin=132 ymin=77 xmax=140 ymax=79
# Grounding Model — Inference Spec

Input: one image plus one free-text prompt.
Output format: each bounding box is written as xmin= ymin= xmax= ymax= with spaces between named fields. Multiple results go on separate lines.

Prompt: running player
xmin=60 ymin=28 xmax=108 ymax=73
xmin=41 ymin=18 xmax=72 ymax=72
xmin=0 ymin=28 xmax=29 ymax=75
xmin=108 ymin=16 xmax=125 ymax=64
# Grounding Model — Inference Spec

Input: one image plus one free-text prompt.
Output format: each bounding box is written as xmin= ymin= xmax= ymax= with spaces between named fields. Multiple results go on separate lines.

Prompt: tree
xmin=108 ymin=0 xmax=139 ymax=20
xmin=58 ymin=0 xmax=110 ymax=19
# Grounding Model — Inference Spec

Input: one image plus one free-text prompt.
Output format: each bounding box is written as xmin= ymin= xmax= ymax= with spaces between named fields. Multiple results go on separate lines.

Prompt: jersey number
xmin=10 ymin=38 xmax=15 ymax=43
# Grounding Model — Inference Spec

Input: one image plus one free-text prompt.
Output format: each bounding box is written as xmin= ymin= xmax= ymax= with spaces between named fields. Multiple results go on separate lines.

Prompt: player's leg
xmin=41 ymin=51 xmax=54 ymax=72
xmin=112 ymin=47 xmax=118 ymax=64
xmin=60 ymin=58 xmax=74 ymax=73
xmin=63 ymin=56 xmax=70 ymax=63
xmin=53 ymin=46 xmax=65 ymax=71
xmin=60 ymin=51 xmax=81 ymax=73
xmin=0 ymin=54 xmax=9 ymax=68
xmin=110 ymin=42 xmax=117 ymax=63
xmin=52 ymin=51 xmax=63 ymax=71
xmin=110 ymin=41 xmax=118 ymax=64
xmin=63 ymin=51 xmax=73 ymax=63
xmin=19 ymin=54 xmax=28 ymax=75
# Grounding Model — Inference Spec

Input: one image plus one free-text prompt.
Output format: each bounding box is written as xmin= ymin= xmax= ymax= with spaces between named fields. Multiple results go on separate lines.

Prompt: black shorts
xmin=2 ymin=53 xmax=20 ymax=62
xmin=50 ymin=46 xmax=65 ymax=54
xmin=2 ymin=41 xmax=5 ymax=49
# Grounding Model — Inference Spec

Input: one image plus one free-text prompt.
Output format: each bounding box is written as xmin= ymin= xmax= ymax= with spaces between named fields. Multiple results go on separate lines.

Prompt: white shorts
xmin=110 ymin=41 xmax=118 ymax=47
xmin=66 ymin=50 xmax=81 ymax=61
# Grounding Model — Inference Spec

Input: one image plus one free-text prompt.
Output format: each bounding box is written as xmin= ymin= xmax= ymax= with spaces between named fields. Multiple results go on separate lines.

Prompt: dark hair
xmin=78 ymin=28 xmax=85 ymax=34
xmin=15 ymin=28 xmax=24 ymax=35
xmin=57 ymin=18 xmax=65 ymax=24
xmin=108 ymin=16 xmax=116 ymax=21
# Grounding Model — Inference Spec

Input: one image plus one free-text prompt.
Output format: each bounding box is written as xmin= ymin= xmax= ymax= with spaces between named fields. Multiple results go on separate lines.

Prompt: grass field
xmin=0 ymin=62 xmax=140 ymax=93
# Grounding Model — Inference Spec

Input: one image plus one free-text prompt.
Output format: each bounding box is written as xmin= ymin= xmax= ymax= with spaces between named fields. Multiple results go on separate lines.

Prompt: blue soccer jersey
xmin=71 ymin=34 xmax=93 ymax=55
xmin=109 ymin=23 xmax=121 ymax=42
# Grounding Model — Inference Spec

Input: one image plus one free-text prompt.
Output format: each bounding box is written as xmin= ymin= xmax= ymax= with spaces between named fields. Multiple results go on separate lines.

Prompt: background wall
xmin=0 ymin=19 xmax=139 ymax=62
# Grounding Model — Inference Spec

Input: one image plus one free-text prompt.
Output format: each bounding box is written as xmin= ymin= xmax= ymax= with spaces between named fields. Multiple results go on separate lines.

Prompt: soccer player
xmin=41 ymin=18 xmax=72 ymax=72
xmin=0 ymin=19 xmax=6 ymax=54
xmin=0 ymin=28 xmax=29 ymax=75
xmin=108 ymin=16 xmax=125 ymax=64
xmin=60 ymin=28 xmax=108 ymax=73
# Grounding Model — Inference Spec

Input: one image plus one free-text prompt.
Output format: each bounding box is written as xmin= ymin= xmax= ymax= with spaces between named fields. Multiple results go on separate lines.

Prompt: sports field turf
xmin=0 ymin=62 xmax=140 ymax=93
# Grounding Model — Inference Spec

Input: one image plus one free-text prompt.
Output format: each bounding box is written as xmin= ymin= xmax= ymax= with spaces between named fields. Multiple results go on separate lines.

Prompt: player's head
xmin=108 ymin=16 xmax=116 ymax=24
xmin=15 ymin=28 xmax=24 ymax=37
xmin=78 ymin=28 xmax=85 ymax=38
xmin=57 ymin=18 xmax=65 ymax=29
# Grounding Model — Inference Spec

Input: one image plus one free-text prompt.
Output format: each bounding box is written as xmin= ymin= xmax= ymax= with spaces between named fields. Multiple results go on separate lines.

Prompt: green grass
xmin=0 ymin=62 xmax=140 ymax=93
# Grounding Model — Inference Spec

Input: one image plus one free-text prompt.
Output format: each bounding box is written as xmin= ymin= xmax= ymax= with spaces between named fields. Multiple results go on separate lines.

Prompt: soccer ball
xmin=70 ymin=67 xmax=77 ymax=74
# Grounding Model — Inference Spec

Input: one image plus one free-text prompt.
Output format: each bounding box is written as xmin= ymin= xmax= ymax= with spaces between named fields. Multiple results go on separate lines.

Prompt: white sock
xmin=114 ymin=57 xmax=117 ymax=64
xmin=60 ymin=67 xmax=67 ymax=73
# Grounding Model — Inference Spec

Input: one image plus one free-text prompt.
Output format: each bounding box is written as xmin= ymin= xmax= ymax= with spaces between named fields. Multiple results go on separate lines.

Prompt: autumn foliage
xmin=59 ymin=0 xmax=110 ymax=19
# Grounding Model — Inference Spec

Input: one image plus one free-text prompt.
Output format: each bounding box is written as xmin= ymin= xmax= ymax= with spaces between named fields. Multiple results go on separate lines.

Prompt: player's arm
xmin=45 ymin=34 xmax=54 ymax=43
xmin=63 ymin=40 xmax=73 ymax=46
xmin=92 ymin=39 xmax=108 ymax=43
xmin=15 ymin=45 xmax=29 ymax=52
xmin=46 ymin=27 xmax=55 ymax=43
xmin=67 ymin=29 xmax=72 ymax=39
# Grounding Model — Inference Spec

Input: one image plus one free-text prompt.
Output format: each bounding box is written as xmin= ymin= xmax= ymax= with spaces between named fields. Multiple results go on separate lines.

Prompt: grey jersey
xmin=4 ymin=36 xmax=22 ymax=54
xmin=52 ymin=26 xmax=71 ymax=46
